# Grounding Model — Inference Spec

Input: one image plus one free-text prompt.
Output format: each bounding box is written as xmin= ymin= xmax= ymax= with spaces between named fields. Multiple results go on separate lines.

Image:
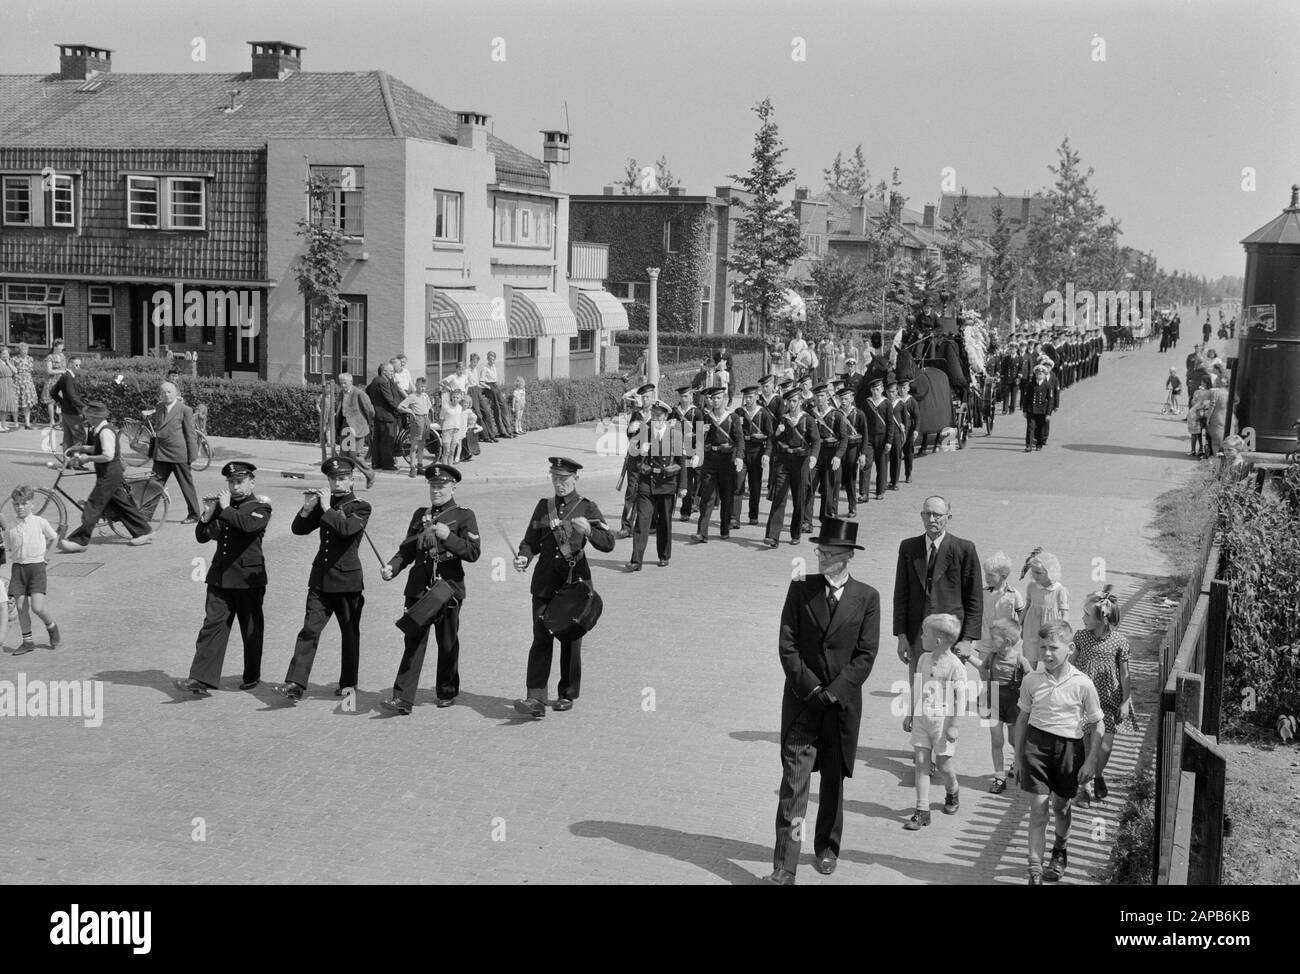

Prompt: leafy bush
xmin=1218 ymin=465 xmax=1300 ymax=728
xmin=75 ymin=369 xmax=325 ymax=443
xmin=521 ymin=372 xmax=629 ymax=430
xmin=1101 ymin=762 xmax=1155 ymax=885
xmin=616 ymin=330 xmax=769 ymax=353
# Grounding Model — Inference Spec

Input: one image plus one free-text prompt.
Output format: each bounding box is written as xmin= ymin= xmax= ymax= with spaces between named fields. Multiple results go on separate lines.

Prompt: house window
xmin=2 ymin=176 xmax=32 ymax=226
xmin=89 ymin=310 xmax=113 ymax=350
xmin=88 ymin=285 xmax=113 ymax=306
xmin=505 ymin=338 xmax=536 ymax=359
xmin=569 ymin=330 xmax=594 ymax=354
xmin=125 ymin=175 xmax=205 ymax=231
xmin=494 ymin=197 xmax=554 ymax=248
xmin=50 ymin=175 xmax=75 ymax=227
xmin=310 ymin=165 xmax=365 ymax=238
xmin=664 ymin=216 xmax=686 ymax=254
xmin=306 ymin=295 xmax=367 ymax=383
xmin=169 ymin=178 xmax=205 ymax=229
xmin=434 ymin=190 xmax=461 ymax=242
xmin=127 ymin=176 xmax=160 ymax=228
xmin=428 ymin=341 xmax=466 ymax=384
xmin=700 ymin=283 xmax=711 ymax=331
xmin=6 ymin=308 xmax=49 ymax=346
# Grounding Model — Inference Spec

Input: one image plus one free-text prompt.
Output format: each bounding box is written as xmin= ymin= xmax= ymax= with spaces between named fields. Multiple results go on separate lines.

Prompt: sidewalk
xmin=0 ymin=418 xmax=628 ymax=486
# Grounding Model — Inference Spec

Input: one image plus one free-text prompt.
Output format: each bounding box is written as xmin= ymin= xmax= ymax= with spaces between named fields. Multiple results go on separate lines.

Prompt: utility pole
xmin=647 ymin=267 xmax=661 ymax=389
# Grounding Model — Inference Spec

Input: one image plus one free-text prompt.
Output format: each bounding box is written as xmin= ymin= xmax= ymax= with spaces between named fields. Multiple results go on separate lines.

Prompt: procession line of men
xmin=615 ymin=366 xmax=927 ymax=568
xmin=174 ymin=454 xmax=613 ymax=718
xmin=989 ymin=328 xmax=1105 ymax=451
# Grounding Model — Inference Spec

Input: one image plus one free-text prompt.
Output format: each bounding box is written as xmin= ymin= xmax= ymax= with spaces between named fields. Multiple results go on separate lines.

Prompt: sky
xmin=4 ymin=0 xmax=1297 ymax=279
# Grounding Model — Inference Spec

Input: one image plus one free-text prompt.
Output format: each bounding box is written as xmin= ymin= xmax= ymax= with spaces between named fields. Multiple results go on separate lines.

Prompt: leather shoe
xmin=174 ymin=678 xmax=211 ymax=697
xmin=274 ymin=682 xmax=304 ymax=703
xmin=813 ymin=854 xmax=837 ymax=875
xmin=691 ymin=534 xmax=708 ymax=544
xmin=626 ymin=561 xmax=642 ymax=572
xmin=764 ymin=868 xmax=796 ymax=885
xmin=657 ymin=558 xmax=669 ymax=567
xmin=379 ymin=697 xmax=412 ymax=716
xmin=239 ymin=679 xmax=260 ymax=690
xmin=181 ymin=515 xmax=199 ymax=525
xmin=513 ymin=697 xmax=545 ymax=719
xmin=436 ymin=697 xmax=455 ymax=708
xmin=762 ymin=538 xmax=778 ymax=549
xmin=334 ymin=686 xmax=355 ymax=697
xmin=552 ymin=697 xmax=574 ymax=712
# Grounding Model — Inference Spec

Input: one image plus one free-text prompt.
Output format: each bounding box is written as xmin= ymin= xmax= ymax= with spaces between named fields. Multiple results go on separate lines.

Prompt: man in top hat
xmin=1023 ymin=361 xmax=1059 ymax=452
xmin=835 ymin=386 xmax=866 ymax=518
xmin=692 ymin=386 xmax=745 ymax=543
xmin=513 ymin=458 xmax=616 ymax=717
xmin=674 ymin=385 xmax=703 ymax=522
xmin=379 ymin=463 xmax=481 ymax=714
xmin=175 ymin=462 xmax=272 ymax=696
xmin=767 ymin=517 xmax=880 ymax=884
xmin=808 ymin=384 xmax=847 ymax=521
xmin=628 ymin=401 xmax=687 ymax=570
xmin=275 ymin=456 xmax=373 ymax=702
xmin=58 ymin=401 xmax=155 ymax=551
xmin=764 ymin=389 xmax=820 ymax=548
xmin=735 ymin=385 xmax=773 ymax=527
xmin=618 ymin=382 xmax=656 ymax=539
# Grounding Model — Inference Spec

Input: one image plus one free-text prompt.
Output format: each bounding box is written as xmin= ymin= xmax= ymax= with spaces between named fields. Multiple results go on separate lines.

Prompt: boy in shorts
xmin=1013 ymin=619 xmax=1105 ymax=883
xmin=4 ymin=485 xmax=61 ymax=654
xmin=904 ymin=613 xmax=968 ymax=829
xmin=977 ymin=618 xmax=1033 ymax=794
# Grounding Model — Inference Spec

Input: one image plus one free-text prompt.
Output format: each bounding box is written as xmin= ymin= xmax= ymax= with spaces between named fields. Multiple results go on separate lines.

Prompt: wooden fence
xmin=1153 ymin=528 xmax=1230 ymax=885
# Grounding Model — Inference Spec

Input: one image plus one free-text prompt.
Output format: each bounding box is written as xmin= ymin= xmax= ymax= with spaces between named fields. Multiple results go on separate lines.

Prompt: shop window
xmin=569 ymin=331 xmax=594 ymax=354
xmin=428 ymin=341 xmax=466 ymax=384
xmin=505 ymin=338 xmax=536 ymax=359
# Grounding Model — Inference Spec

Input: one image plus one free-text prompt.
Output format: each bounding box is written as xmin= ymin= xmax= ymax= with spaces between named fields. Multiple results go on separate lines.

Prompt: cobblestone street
xmin=2 ymin=342 xmax=1194 ymax=884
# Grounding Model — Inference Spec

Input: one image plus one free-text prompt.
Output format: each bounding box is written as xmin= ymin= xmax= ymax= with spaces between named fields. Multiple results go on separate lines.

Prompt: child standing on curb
xmin=904 ymin=613 xmax=968 ymax=830
xmin=978 ymin=618 xmax=1033 ymax=794
xmin=511 ymin=377 xmax=527 ymax=435
xmin=1071 ymin=586 xmax=1133 ymax=806
xmin=1014 ymin=620 xmax=1105 ymax=884
xmin=4 ymin=485 xmax=61 ymax=654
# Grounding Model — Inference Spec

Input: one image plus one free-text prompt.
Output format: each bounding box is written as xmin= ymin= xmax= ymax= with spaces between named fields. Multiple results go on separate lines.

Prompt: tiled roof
xmin=816 ymin=189 xmax=992 ymax=257
xmin=938 ymin=194 xmax=1049 ymax=249
xmin=0 ymin=70 xmax=548 ymax=187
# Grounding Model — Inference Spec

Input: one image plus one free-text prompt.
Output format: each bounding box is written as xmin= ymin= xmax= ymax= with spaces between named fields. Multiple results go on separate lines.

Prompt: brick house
xmin=938 ymin=191 xmax=1049 ymax=253
xmin=0 ymin=42 xmax=626 ymax=384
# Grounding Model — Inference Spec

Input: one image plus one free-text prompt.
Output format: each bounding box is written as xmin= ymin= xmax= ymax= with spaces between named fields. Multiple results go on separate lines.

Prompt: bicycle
xmin=392 ymin=417 xmax=444 ymax=470
xmin=0 ymin=448 xmax=170 ymax=541
xmin=1161 ymin=390 xmax=1182 ymax=415
xmin=119 ymin=408 xmax=213 ymax=471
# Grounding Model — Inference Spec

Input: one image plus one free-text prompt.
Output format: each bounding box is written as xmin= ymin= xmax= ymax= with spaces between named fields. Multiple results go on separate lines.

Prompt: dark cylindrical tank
xmin=1237 ymin=187 xmax=1300 ymax=453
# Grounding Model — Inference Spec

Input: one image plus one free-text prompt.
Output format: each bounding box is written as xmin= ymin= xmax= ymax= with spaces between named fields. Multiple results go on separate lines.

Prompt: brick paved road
xmin=0 ymin=343 xmax=1196 ymax=884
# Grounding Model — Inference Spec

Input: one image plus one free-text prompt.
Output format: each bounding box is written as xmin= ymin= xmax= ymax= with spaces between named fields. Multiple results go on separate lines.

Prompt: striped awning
xmin=428 ymin=290 xmax=508 ymax=343
xmin=508 ymin=289 xmax=578 ymax=339
xmin=574 ymin=288 xmax=630 ymax=332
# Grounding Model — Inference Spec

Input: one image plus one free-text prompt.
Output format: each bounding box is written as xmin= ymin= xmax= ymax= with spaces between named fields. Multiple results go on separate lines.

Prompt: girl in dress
xmin=975 ymin=551 xmax=1027 ymax=663
xmin=43 ymin=339 xmax=67 ymax=427
xmin=1071 ymin=586 xmax=1132 ymax=806
xmin=1020 ymin=548 xmax=1069 ymax=666
xmin=0 ymin=347 xmax=17 ymax=432
xmin=13 ymin=343 xmax=38 ymax=430
xmin=439 ymin=391 xmax=466 ymax=464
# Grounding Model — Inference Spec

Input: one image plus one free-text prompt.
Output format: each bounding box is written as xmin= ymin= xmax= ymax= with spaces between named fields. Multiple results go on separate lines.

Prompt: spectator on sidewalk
xmin=477 ymin=350 xmax=512 ymax=438
xmin=367 ymin=362 xmax=403 ymax=471
xmin=0 ymin=347 xmax=16 ymax=432
xmin=13 ymin=343 xmax=38 ymax=430
xmin=398 ymin=377 xmax=434 ymax=477
xmin=466 ymin=353 xmax=497 ymax=442
xmin=42 ymin=339 xmax=67 ymax=427
xmin=49 ymin=355 xmax=85 ymax=453
xmin=439 ymin=391 xmax=467 ymax=464
xmin=1020 ymin=550 xmax=1068 ymax=667
xmin=149 ymin=381 xmax=202 ymax=524
xmin=511 ymin=377 xmax=527 ymax=435
xmin=440 ymin=361 xmax=470 ymax=413
xmin=392 ymin=354 xmax=415 ymax=397
xmin=336 ymin=373 xmax=375 ymax=489
xmin=4 ymin=484 xmax=62 ymax=654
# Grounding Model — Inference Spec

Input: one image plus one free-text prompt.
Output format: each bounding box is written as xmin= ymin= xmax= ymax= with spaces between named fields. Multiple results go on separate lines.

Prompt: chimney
xmin=57 ymin=44 xmax=112 ymax=81
xmin=923 ymin=204 xmax=935 ymax=228
xmin=888 ymin=193 xmax=903 ymax=223
xmin=666 ymin=187 xmax=684 ymax=197
xmin=248 ymin=41 xmax=304 ymax=80
xmin=456 ymin=111 xmax=490 ymax=152
xmin=1021 ymin=196 xmax=1031 ymax=224
xmin=540 ymin=130 xmax=570 ymax=165
xmin=795 ymin=187 xmax=808 ymax=202
xmin=849 ymin=205 xmax=866 ymax=236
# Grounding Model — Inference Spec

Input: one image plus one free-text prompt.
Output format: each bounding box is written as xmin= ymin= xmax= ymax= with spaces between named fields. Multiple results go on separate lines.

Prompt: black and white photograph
xmin=1 ymin=0 xmax=1297 ymax=938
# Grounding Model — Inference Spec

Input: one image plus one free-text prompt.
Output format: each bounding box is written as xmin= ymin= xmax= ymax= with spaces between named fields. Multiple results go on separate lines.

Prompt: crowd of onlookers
xmin=0 ymin=338 xmax=70 ymax=432
xmin=326 ymin=352 xmax=528 ymax=486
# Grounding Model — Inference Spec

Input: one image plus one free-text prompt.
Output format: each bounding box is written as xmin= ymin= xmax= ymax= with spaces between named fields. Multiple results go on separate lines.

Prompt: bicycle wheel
xmin=190 ymin=434 xmax=213 ymax=472
xmin=394 ymin=425 xmax=411 ymax=467
xmin=0 ymin=488 xmax=69 ymax=540
xmin=118 ymin=420 xmax=152 ymax=467
xmin=110 ymin=480 xmax=168 ymax=539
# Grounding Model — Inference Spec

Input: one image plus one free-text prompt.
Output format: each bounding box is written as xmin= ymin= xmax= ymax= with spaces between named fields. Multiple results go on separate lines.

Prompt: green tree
xmin=986 ymin=199 xmax=1019 ymax=328
xmin=939 ymin=196 xmax=983 ymax=311
xmin=823 ymin=144 xmax=869 ymax=197
xmin=810 ymin=253 xmax=870 ymax=331
xmin=726 ymin=98 xmax=805 ymax=339
xmin=295 ymin=173 xmax=349 ymax=459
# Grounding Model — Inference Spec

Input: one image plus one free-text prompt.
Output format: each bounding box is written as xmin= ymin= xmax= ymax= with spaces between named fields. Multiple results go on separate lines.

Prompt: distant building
xmin=938 ymin=191 xmax=1049 ymax=253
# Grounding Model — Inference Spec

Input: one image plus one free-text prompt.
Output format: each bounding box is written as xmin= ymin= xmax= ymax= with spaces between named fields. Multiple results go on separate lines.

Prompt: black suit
xmin=630 ymin=423 xmax=687 ymax=565
xmin=366 ymin=375 xmax=402 ymax=470
xmin=386 ymin=503 xmax=481 ymax=704
xmin=735 ymin=404 xmax=773 ymax=523
xmin=285 ymin=492 xmax=371 ymax=690
xmin=50 ymin=368 xmax=85 ymax=451
xmin=187 ymin=493 xmax=271 ymax=688
xmin=774 ymin=574 xmax=880 ymax=874
xmin=892 ymin=533 xmax=982 ymax=671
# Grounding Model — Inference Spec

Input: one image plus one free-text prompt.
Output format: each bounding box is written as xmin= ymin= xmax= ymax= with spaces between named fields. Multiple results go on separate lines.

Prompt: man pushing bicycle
xmin=57 ymin=401 xmax=155 ymax=551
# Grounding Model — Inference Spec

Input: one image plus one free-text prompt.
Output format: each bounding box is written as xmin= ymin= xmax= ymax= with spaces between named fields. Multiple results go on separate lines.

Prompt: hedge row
xmin=74 ymin=370 xmax=324 ymax=443
xmin=521 ymin=372 xmax=629 ymax=430
xmin=616 ymin=330 xmax=769 ymax=353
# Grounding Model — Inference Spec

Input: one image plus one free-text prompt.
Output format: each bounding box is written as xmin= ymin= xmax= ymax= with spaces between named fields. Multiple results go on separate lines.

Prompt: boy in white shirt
xmin=905 ymin=613 xmax=968 ymax=829
xmin=398 ymin=377 xmax=433 ymax=477
xmin=3 ymin=484 xmax=61 ymax=654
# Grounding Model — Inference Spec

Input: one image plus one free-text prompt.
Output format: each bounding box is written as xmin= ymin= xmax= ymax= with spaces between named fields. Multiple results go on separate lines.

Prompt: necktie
xmin=826 ymin=581 xmax=842 ymax=615
xmin=925 ymin=542 xmax=937 ymax=592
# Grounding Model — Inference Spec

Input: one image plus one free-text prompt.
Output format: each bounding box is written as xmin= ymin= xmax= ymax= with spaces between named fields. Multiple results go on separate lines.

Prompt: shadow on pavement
xmin=1062 ymin=444 xmax=1190 ymax=460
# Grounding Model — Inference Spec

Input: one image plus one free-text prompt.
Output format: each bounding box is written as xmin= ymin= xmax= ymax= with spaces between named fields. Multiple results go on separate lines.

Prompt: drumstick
xmin=497 ymin=521 xmax=518 ymax=556
xmin=360 ymin=528 xmax=386 ymax=568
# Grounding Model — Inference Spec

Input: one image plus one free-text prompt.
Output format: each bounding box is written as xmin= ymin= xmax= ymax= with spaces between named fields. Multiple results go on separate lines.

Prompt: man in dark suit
xmin=366 ymin=361 xmax=403 ymax=471
xmin=691 ymin=386 xmax=745 ymax=543
xmin=175 ymin=461 xmax=272 ymax=695
xmin=49 ymin=355 xmax=85 ymax=455
xmin=148 ymin=380 xmax=202 ymax=523
xmin=379 ymin=463 xmax=481 ymax=714
xmin=1023 ymin=363 xmax=1059 ymax=451
xmin=735 ymin=386 xmax=773 ymax=527
xmin=627 ymin=400 xmax=687 ymax=569
xmin=892 ymin=495 xmax=982 ymax=729
xmin=767 ymin=517 xmax=880 ymax=885
xmin=512 ymin=457 xmax=616 ymax=717
xmin=835 ymin=386 xmax=866 ymax=518
xmin=276 ymin=457 xmax=372 ymax=702
xmin=763 ymin=390 xmax=819 ymax=548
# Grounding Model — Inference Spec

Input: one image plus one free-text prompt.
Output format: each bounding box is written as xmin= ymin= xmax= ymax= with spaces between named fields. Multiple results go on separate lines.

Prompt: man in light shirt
xmin=58 ymin=401 xmax=154 ymax=550
xmin=392 ymin=355 xmax=415 ymax=397
xmin=466 ymin=353 xmax=497 ymax=442
xmin=477 ymin=350 xmax=512 ymax=439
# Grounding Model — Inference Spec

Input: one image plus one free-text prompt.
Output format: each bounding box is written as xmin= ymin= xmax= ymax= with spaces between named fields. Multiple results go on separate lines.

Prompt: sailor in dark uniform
xmin=836 ymin=386 xmax=866 ymax=518
xmin=809 ymin=383 xmax=847 ymax=521
xmin=674 ymin=385 xmax=702 ymax=522
xmin=764 ymin=389 xmax=821 ymax=548
xmin=862 ymin=377 xmax=890 ymax=501
xmin=378 ymin=464 xmax=480 ymax=715
xmin=513 ymin=457 xmax=616 ymax=718
xmin=627 ymin=400 xmax=687 ymax=570
xmin=735 ymin=385 xmax=773 ymax=526
xmin=618 ymin=382 xmax=655 ymax=539
xmin=692 ymin=386 xmax=745 ymax=543
xmin=174 ymin=461 xmax=271 ymax=696
xmin=275 ymin=457 xmax=372 ymax=703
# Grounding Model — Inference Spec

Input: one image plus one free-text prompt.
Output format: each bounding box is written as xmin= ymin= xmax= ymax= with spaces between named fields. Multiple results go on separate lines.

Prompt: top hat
xmin=810 ymin=517 xmax=864 ymax=550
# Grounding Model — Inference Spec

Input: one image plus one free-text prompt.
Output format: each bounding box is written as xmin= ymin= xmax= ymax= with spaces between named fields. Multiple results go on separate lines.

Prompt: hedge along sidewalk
xmin=0 ymin=421 xmax=626 ymax=487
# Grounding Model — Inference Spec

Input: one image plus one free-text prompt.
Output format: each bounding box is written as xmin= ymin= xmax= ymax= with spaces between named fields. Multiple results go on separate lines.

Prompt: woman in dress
xmin=1071 ymin=587 xmax=1132 ymax=805
xmin=0 ymin=347 xmax=16 ymax=432
xmin=43 ymin=339 xmax=67 ymax=427
xmin=1019 ymin=549 xmax=1069 ymax=666
xmin=13 ymin=342 xmax=39 ymax=430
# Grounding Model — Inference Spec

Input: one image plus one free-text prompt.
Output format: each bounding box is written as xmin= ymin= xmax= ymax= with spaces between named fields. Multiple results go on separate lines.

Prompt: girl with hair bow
xmin=1072 ymin=585 xmax=1133 ymax=807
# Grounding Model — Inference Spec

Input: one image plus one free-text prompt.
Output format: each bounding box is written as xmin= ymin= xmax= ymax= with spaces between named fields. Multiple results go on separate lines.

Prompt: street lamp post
xmin=647 ymin=267 xmax=660 ymax=389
